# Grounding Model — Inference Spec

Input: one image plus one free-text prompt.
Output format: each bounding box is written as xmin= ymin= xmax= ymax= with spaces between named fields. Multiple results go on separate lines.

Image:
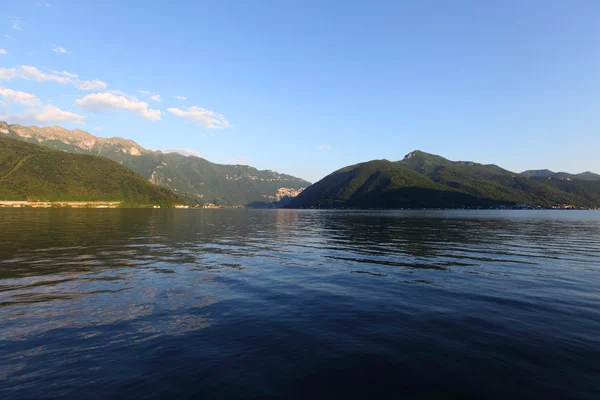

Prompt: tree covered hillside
xmin=0 ymin=137 xmax=184 ymax=206
xmin=289 ymin=151 xmax=600 ymax=209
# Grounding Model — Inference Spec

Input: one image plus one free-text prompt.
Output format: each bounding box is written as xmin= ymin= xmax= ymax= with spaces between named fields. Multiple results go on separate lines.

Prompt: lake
xmin=1 ymin=209 xmax=600 ymax=399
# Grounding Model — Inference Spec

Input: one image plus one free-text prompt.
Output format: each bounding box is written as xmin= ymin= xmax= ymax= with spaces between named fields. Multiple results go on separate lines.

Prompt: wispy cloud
xmin=75 ymin=91 xmax=161 ymax=121
xmin=0 ymin=49 xmax=7 ymax=55
xmin=174 ymin=95 xmax=187 ymax=101
xmin=316 ymin=145 xmax=332 ymax=151
xmin=0 ymin=65 xmax=106 ymax=90
xmin=138 ymin=90 xmax=161 ymax=102
xmin=3 ymin=34 xmax=15 ymax=41
xmin=11 ymin=17 xmax=23 ymax=31
xmin=51 ymin=44 xmax=69 ymax=54
xmin=93 ymin=125 xmax=102 ymax=131
xmin=0 ymin=87 xmax=41 ymax=106
xmin=78 ymin=80 xmax=106 ymax=90
xmin=162 ymin=147 xmax=203 ymax=158
xmin=1 ymin=105 xmax=85 ymax=125
xmin=167 ymin=106 xmax=229 ymax=129
xmin=38 ymin=2 xmax=51 ymax=6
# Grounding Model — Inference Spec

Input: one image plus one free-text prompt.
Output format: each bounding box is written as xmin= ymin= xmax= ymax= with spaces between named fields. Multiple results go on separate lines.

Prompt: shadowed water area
xmin=1 ymin=209 xmax=600 ymax=399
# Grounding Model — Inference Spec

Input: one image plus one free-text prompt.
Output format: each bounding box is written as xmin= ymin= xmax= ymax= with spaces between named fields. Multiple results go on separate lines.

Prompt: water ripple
xmin=1 ymin=209 xmax=600 ymax=399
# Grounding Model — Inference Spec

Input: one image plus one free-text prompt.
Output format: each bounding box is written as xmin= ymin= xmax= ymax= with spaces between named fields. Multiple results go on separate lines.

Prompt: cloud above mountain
xmin=0 ymin=65 xmax=106 ymax=90
xmin=162 ymin=147 xmax=203 ymax=158
xmin=75 ymin=91 xmax=161 ymax=120
xmin=167 ymin=106 xmax=229 ymax=129
xmin=0 ymin=87 xmax=41 ymax=106
xmin=1 ymin=105 xmax=85 ymax=124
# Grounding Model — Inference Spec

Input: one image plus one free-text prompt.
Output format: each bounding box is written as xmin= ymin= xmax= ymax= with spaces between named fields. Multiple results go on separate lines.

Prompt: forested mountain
xmin=0 ymin=137 xmax=184 ymax=206
xmin=0 ymin=122 xmax=309 ymax=206
xmin=289 ymin=151 xmax=600 ymax=209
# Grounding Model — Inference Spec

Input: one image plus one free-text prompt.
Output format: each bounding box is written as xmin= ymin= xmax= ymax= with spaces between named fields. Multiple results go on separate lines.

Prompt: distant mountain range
xmin=0 ymin=137 xmax=183 ymax=206
xmin=520 ymin=169 xmax=600 ymax=181
xmin=3 ymin=121 xmax=598 ymax=210
xmin=0 ymin=122 xmax=309 ymax=206
xmin=289 ymin=150 xmax=600 ymax=209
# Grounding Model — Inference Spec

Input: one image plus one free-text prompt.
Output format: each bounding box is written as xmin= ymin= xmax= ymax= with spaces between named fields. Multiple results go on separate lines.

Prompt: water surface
xmin=1 ymin=209 xmax=600 ymax=399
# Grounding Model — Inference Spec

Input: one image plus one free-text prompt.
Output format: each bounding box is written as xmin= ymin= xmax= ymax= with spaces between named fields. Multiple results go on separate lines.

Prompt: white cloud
xmin=0 ymin=65 xmax=106 ymax=90
xmin=93 ymin=125 xmax=102 ymax=131
xmin=0 ymin=105 xmax=85 ymax=125
xmin=19 ymin=65 xmax=71 ymax=83
xmin=162 ymin=147 xmax=203 ymax=158
xmin=51 ymin=44 xmax=68 ymax=54
xmin=0 ymin=87 xmax=41 ymax=106
xmin=0 ymin=49 xmax=7 ymax=55
xmin=138 ymin=90 xmax=161 ymax=102
xmin=78 ymin=79 xmax=106 ymax=90
xmin=174 ymin=95 xmax=187 ymax=101
xmin=75 ymin=92 xmax=161 ymax=120
xmin=0 ymin=68 xmax=17 ymax=80
xmin=316 ymin=145 xmax=332 ymax=151
xmin=11 ymin=17 xmax=23 ymax=31
xmin=38 ymin=2 xmax=51 ymax=6
xmin=167 ymin=106 xmax=229 ymax=129
xmin=36 ymin=105 xmax=85 ymax=124
xmin=107 ymin=89 xmax=129 ymax=97
xmin=3 ymin=34 xmax=15 ymax=41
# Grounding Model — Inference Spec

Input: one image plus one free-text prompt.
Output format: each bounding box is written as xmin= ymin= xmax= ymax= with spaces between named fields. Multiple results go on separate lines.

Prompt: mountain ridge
xmin=401 ymin=150 xmax=599 ymax=179
xmin=520 ymin=169 xmax=600 ymax=181
xmin=289 ymin=150 xmax=600 ymax=209
xmin=0 ymin=121 xmax=310 ymax=206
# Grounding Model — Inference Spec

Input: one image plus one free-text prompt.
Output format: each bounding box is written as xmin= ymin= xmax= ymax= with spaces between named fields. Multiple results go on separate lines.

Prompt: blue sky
xmin=1 ymin=0 xmax=599 ymax=182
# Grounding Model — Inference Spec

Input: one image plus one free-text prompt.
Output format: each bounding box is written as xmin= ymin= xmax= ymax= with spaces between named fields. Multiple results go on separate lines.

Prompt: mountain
xmin=0 ymin=137 xmax=184 ymax=206
xmin=521 ymin=169 xmax=600 ymax=181
xmin=289 ymin=150 xmax=600 ymax=209
xmin=0 ymin=122 xmax=310 ymax=206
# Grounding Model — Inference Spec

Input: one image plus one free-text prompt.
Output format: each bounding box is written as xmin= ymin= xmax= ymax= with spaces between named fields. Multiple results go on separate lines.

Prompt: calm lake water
xmin=1 ymin=209 xmax=600 ymax=399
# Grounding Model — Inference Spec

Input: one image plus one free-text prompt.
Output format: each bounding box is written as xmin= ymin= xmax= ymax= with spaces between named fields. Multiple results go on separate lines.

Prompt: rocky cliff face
xmin=7 ymin=123 xmax=146 ymax=156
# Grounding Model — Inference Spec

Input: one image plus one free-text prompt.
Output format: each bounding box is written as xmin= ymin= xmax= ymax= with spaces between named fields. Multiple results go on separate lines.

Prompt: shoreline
xmin=0 ymin=201 xmax=122 ymax=208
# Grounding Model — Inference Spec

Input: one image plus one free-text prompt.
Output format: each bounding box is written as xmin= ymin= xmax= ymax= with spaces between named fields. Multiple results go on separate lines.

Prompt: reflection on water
xmin=1 ymin=209 xmax=600 ymax=398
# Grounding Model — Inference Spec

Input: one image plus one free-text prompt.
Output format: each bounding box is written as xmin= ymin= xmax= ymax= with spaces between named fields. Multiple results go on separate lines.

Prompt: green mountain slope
xmin=0 ymin=137 xmax=184 ymax=206
xmin=0 ymin=122 xmax=309 ymax=206
xmin=289 ymin=150 xmax=600 ymax=209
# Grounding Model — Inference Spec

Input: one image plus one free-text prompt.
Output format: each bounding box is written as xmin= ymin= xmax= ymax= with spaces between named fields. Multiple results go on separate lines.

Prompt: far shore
xmin=0 ymin=201 xmax=122 ymax=208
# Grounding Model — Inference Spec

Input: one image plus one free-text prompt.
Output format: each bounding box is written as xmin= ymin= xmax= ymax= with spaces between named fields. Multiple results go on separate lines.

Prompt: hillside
xmin=289 ymin=150 xmax=600 ymax=209
xmin=0 ymin=137 xmax=184 ymax=206
xmin=0 ymin=122 xmax=310 ymax=206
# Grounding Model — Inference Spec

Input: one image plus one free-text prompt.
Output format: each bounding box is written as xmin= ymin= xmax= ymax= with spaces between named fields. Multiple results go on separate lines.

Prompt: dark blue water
xmin=1 ymin=209 xmax=600 ymax=399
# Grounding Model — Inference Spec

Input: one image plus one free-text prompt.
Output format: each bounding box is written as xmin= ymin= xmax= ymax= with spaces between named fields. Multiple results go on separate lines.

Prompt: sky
xmin=1 ymin=0 xmax=599 ymax=182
